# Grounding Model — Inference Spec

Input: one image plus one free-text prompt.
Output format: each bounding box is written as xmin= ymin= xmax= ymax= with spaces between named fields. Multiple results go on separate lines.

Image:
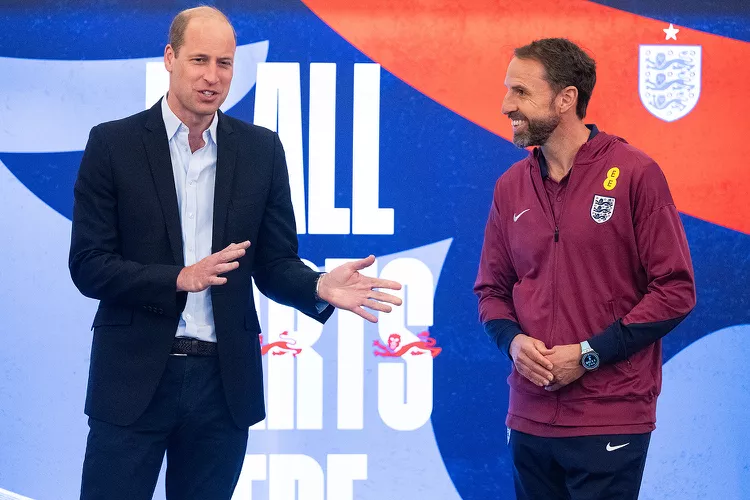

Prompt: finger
xmin=220 ymin=241 xmax=250 ymax=256
xmin=362 ymin=299 xmax=392 ymax=313
xmin=224 ymin=240 xmax=251 ymax=251
xmin=367 ymin=278 xmax=402 ymax=291
xmin=367 ymin=290 xmax=402 ymax=306
xmin=215 ymin=261 xmax=240 ymax=275
xmin=516 ymin=356 xmax=552 ymax=385
xmin=208 ymin=276 xmax=228 ymax=286
xmin=532 ymin=339 xmax=555 ymax=357
xmin=369 ymin=290 xmax=398 ymax=302
xmin=526 ymin=344 xmax=554 ymax=370
xmin=352 ymin=306 xmax=378 ymax=324
xmin=350 ymin=255 xmax=376 ymax=271
xmin=545 ymin=383 xmax=563 ymax=392
xmin=520 ymin=349 xmax=554 ymax=377
xmin=219 ymin=248 xmax=246 ymax=263
xmin=518 ymin=353 xmax=554 ymax=382
xmin=517 ymin=364 xmax=549 ymax=387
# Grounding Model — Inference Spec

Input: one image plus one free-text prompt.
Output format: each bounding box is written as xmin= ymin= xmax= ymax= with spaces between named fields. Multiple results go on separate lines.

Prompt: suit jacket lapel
xmin=212 ymin=110 xmax=237 ymax=252
xmin=143 ymin=99 xmax=184 ymax=266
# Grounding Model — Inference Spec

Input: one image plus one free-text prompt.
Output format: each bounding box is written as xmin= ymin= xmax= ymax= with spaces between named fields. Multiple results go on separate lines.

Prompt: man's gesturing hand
xmin=509 ymin=334 xmax=555 ymax=387
xmin=317 ymin=255 xmax=403 ymax=323
xmin=176 ymin=241 xmax=251 ymax=292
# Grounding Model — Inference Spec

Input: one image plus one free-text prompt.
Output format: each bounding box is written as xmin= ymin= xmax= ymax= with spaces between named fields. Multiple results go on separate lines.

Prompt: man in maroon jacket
xmin=474 ymin=38 xmax=696 ymax=499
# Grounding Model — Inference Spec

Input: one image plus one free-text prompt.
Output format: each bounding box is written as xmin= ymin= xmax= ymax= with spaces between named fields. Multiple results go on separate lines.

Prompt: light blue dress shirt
xmin=162 ymin=96 xmax=219 ymax=343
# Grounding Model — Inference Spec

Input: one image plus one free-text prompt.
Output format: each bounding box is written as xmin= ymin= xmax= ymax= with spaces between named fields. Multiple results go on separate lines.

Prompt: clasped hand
xmin=508 ymin=334 xmax=586 ymax=392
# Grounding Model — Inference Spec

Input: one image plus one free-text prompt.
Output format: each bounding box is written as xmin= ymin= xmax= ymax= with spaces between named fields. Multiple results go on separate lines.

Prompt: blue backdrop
xmin=1 ymin=1 xmax=748 ymax=499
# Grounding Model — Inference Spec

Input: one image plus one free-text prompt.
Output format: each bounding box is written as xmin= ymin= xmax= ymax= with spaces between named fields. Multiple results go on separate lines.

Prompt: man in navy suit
xmin=69 ymin=6 xmax=402 ymax=499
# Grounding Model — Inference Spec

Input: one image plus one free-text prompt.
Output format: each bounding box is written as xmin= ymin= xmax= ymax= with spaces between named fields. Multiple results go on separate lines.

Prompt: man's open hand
xmin=317 ymin=255 xmax=402 ymax=323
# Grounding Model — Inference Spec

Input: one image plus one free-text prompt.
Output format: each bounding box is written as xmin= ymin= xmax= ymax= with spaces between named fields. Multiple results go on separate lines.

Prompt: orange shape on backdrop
xmin=302 ymin=0 xmax=750 ymax=234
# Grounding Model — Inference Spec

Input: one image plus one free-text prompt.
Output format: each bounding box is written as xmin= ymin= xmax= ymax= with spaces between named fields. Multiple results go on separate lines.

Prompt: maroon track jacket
xmin=475 ymin=127 xmax=696 ymax=437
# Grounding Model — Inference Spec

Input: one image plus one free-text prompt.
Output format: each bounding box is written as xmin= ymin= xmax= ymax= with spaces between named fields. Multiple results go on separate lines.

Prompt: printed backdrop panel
xmin=0 ymin=1 xmax=748 ymax=499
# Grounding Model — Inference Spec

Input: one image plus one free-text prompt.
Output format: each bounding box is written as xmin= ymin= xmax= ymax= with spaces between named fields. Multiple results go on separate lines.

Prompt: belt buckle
xmin=171 ymin=337 xmax=190 ymax=356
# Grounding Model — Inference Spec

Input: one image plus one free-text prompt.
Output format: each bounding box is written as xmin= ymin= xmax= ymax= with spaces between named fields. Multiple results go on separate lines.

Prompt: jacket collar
xmin=537 ymin=124 xmax=599 ymax=179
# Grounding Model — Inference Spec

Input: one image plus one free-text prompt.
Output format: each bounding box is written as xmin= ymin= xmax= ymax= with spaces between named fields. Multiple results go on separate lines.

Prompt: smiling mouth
xmin=199 ymin=90 xmax=219 ymax=97
xmin=511 ymin=119 xmax=527 ymax=130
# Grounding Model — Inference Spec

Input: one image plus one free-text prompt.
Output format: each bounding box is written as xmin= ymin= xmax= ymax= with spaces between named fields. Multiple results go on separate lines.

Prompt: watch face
xmin=582 ymin=352 xmax=600 ymax=370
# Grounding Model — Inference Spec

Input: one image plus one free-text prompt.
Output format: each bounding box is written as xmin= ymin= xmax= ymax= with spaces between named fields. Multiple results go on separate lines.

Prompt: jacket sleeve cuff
xmin=484 ymin=319 xmax=523 ymax=360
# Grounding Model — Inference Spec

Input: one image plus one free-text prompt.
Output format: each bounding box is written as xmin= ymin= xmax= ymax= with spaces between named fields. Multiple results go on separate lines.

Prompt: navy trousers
xmin=80 ymin=355 xmax=248 ymax=500
xmin=508 ymin=429 xmax=651 ymax=500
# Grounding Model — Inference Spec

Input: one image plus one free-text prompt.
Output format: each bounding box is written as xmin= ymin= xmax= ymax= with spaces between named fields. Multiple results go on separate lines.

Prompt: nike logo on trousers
xmin=606 ymin=442 xmax=630 ymax=452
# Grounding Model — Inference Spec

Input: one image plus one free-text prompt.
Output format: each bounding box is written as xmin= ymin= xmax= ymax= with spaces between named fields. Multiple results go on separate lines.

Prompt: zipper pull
xmin=554 ymin=226 xmax=559 ymax=242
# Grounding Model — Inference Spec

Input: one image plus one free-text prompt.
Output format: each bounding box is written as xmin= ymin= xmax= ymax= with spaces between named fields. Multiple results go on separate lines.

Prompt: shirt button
xmin=556 ymin=196 xmax=562 ymax=202
xmin=188 ymin=212 xmax=194 ymax=219
xmin=190 ymin=180 xmax=196 ymax=186
xmin=185 ymin=314 xmax=192 ymax=320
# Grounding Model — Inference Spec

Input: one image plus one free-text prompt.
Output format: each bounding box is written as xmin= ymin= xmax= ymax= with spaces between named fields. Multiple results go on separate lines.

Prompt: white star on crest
xmin=663 ymin=23 xmax=680 ymax=41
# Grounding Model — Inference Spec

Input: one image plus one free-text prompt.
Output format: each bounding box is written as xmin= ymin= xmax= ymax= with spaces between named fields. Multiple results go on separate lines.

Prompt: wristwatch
xmin=580 ymin=340 xmax=600 ymax=371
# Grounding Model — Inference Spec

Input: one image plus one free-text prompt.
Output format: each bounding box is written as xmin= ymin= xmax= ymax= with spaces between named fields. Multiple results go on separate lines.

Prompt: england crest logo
xmin=591 ymin=195 xmax=615 ymax=224
xmin=639 ymin=45 xmax=701 ymax=122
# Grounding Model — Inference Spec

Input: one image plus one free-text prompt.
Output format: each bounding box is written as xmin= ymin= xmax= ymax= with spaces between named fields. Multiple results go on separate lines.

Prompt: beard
xmin=510 ymin=111 xmax=561 ymax=148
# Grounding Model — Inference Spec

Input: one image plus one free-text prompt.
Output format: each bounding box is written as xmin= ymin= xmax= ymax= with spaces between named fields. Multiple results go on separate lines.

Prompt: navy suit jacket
xmin=69 ymin=99 xmax=334 ymax=428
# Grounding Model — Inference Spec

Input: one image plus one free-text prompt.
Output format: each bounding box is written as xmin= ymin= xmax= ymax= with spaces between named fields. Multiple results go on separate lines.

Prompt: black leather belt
xmin=170 ymin=337 xmax=218 ymax=356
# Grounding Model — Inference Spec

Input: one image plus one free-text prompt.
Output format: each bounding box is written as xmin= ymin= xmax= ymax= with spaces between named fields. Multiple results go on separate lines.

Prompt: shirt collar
xmin=161 ymin=94 xmax=219 ymax=145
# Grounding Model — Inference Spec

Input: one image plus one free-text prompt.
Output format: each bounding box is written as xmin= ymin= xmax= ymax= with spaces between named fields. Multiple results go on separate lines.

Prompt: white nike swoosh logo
xmin=606 ymin=442 xmax=630 ymax=452
xmin=513 ymin=209 xmax=530 ymax=222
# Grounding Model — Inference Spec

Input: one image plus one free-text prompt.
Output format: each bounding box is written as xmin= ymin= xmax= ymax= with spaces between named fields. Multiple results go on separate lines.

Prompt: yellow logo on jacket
xmin=604 ymin=166 xmax=620 ymax=191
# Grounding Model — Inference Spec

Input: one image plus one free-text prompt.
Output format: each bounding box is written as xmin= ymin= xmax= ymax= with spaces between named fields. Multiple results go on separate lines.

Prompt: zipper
xmin=548 ymin=239 xmax=561 ymax=425
xmin=547 ymin=168 xmax=574 ymax=425
xmin=529 ymin=161 xmax=563 ymax=424
xmin=530 ymin=160 xmax=571 ymax=425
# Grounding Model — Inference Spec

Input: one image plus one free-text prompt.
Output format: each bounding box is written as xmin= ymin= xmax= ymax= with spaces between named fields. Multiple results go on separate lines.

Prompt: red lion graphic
xmin=373 ymin=331 xmax=442 ymax=358
xmin=259 ymin=331 xmax=302 ymax=356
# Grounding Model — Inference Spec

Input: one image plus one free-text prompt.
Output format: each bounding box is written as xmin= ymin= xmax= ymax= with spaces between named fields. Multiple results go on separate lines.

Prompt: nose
xmin=501 ymin=91 xmax=516 ymax=116
xmin=203 ymin=62 xmax=220 ymax=85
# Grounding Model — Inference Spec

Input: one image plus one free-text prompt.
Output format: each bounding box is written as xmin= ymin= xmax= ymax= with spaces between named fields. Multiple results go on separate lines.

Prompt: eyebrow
xmin=187 ymin=53 xmax=233 ymax=61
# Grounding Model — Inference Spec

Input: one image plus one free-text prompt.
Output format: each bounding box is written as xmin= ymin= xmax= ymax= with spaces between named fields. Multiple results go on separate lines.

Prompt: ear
xmin=164 ymin=44 xmax=175 ymax=73
xmin=558 ymin=86 xmax=579 ymax=115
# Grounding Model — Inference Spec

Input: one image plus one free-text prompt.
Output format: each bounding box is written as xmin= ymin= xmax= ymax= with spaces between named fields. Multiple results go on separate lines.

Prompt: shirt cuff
xmin=315 ymin=300 xmax=330 ymax=314
xmin=484 ymin=319 xmax=523 ymax=360
xmin=587 ymin=320 xmax=623 ymax=365
xmin=588 ymin=315 xmax=688 ymax=365
xmin=313 ymin=272 xmax=329 ymax=313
